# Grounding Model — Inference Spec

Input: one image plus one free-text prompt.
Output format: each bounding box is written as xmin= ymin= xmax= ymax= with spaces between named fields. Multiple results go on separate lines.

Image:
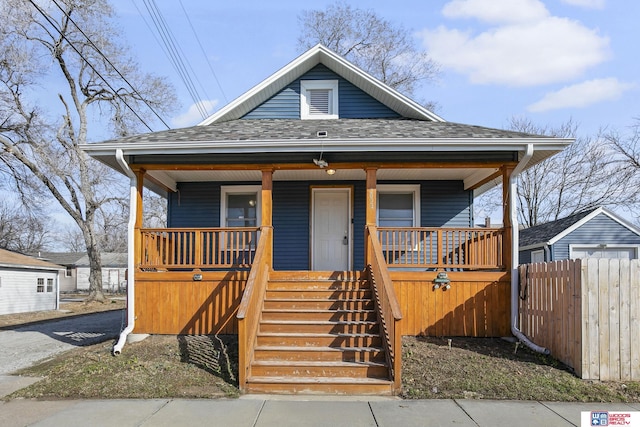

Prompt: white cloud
xmin=560 ymin=0 xmax=606 ymax=9
xmin=442 ymin=0 xmax=549 ymax=24
xmin=420 ymin=0 xmax=610 ymax=86
xmin=527 ymin=78 xmax=636 ymax=112
xmin=171 ymin=100 xmax=219 ymax=128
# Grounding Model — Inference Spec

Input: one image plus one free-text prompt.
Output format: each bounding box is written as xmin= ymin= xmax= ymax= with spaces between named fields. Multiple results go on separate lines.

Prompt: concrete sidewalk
xmin=0 ymin=394 xmax=638 ymax=427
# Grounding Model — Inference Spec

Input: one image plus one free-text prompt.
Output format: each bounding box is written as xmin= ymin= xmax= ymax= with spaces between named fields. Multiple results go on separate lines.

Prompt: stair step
xmin=250 ymin=360 xmax=389 ymax=378
xmin=267 ymin=280 xmax=370 ymax=291
xmin=256 ymin=332 xmax=382 ymax=347
xmin=260 ymin=320 xmax=380 ymax=334
xmin=253 ymin=346 xmax=385 ymax=362
xmin=266 ymin=289 xmax=373 ymax=300
xmin=263 ymin=299 xmax=374 ymax=310
xmin=268 ymin=271 xmax=366 ymax=281
xmin=262 ymin=309 xmax=377 ymax=322
xmin=245 ymin=376 xmax=393 ymax=395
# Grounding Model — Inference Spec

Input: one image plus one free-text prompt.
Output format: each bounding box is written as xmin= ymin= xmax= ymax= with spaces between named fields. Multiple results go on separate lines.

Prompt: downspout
xmin=113 ymin=149 xmax=136 ymax=355
xmin=510 ymin=144 xmax=550 ymax=354
xmin=543 ymin=245 xmax=551 ymax=262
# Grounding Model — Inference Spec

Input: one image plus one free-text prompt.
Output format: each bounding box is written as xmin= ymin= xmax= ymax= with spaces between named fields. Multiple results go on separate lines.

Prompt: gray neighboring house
xmin=34 ymin=252 xmax=127 ymax=292
xmin=34 ymin=252 xmax=85 ymax=293
xmin=519 ymin=207 xmax=640 ymax=264
xmin=0 ymin=248 xmax=63 ymax=315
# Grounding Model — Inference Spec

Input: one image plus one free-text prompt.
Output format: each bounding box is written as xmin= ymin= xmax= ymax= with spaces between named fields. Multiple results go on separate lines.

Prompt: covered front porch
xmin=128 ymin=161 xmax=516 ymax=337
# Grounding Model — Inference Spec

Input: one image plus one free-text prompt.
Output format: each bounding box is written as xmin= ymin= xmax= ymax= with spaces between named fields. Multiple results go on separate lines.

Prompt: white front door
xmin=312 ymin=188 xmax=351 ymax=271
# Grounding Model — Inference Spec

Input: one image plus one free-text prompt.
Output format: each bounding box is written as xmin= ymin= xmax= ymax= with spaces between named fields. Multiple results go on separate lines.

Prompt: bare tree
xmin=602 ymin=118 xmax=640 ymax=223
xmin=476 ymin=118 xmax=636 ymax=228
xmin=0 ymin=0 xmax=176 ymax=301
xmin=0 ymin=201 xmax=51 ymax=253
xmin=297 ymin=2 xmax=439 ymax=98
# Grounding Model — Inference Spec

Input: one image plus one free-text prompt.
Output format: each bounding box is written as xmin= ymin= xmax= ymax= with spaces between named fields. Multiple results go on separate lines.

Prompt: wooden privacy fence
xmin=519 ymin=259 xmax=640 ymax=381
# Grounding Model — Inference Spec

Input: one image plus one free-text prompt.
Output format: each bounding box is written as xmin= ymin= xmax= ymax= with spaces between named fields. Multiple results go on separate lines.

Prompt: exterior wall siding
xmin=519 ymin=249 xmax=535 ymax=264
xmin=243 ymin=64 xmax=400 ymax=119
xmin=419 ymin=180 xmax=473 ymax=227
xmin=168 ymin=180 xmax=472 ymax=271
xmin=553 ymin=214 xmax=640 ymax=260
xmin=0 ymin=268 xmax=59 ymax=315
xmin=272 ymin=181 xmax=310 ymax=270
xmin=168 ymin=182 xmax=221 ymax=228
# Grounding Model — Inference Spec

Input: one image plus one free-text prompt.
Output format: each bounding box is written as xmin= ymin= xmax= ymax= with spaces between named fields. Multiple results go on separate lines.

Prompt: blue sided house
xmin=83 ymin=44 xmax=571 ymax=394
xmin=519 ymin=206 xmax=640 ymax=264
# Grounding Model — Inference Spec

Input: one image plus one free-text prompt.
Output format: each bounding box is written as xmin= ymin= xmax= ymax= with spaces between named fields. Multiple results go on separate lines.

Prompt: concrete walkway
xmin=0 ymin=393 xmax=637 ymax=427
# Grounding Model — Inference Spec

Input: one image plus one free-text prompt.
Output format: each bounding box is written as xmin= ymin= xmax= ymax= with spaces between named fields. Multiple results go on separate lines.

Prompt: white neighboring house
xmin=0 ymin=248 xmax=63 ymax=315
xmin=75 ymin=253 xmax=127 ymax=292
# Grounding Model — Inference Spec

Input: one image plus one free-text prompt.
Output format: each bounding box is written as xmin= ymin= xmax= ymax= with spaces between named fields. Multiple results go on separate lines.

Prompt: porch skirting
xmin=133 ymin=270 xmax=510 ymax=337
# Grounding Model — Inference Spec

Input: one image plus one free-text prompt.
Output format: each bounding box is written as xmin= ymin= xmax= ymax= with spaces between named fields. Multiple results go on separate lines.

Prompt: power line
xmin=178 ymin=0 xmax=228 ymax=104
xmin=27 ymin=0 xmax=155 ymax=132
xmin=49 ymin=0 xmax=171 ymax=130
xmin=141 ymin=0 xmax=211 ymax=119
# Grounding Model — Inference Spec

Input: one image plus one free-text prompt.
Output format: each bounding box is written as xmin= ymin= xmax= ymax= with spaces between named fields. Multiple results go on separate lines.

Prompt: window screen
xmin=226 ymin=194 xmax=257 ymax=227
xmin=379 ymin=193 xmax=414 ymax=227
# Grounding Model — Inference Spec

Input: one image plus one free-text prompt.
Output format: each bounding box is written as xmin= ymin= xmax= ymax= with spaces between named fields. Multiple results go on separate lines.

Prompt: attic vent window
xmin=301 ymin=80 xmax=339 ymax=120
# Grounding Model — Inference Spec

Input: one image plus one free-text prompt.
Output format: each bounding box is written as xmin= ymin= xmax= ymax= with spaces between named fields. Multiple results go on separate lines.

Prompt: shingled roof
xmin=0 ymin=248 xmax=64 ymax=271
xmin=519 ymin=208 xmax=600 ymax=248
xmin=97 ymin=119 xmax=547 ymax=146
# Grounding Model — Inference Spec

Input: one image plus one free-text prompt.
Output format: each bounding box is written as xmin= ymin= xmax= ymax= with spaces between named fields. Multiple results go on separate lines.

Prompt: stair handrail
xmin=365 ymin=225 xmax=403 ymax=393
xmin=237 ymin=226 xmax=272 ymax=391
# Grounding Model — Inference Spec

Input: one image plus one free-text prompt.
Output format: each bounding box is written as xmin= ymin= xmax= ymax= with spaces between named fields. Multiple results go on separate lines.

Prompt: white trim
xmin=301 ymin=80 xmax=339 ymax=120
xmin=82 ymin=139 xmax=572 ymax=160
xmin=569 ymin=244 xmax=640 ymax=259
xmin=376 ymin=184 xmax=421 ymax=227
xmin=220 ymin=185 xmax=262 ymax=227
xmin=311 ymin=187 xmax=352 ymax=270
xmin=549 ymin=207 xmax=640 ymax=245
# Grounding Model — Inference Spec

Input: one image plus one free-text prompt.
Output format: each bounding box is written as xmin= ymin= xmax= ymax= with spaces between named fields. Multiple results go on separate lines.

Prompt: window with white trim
xmin=301 ymin=80 xmax=339 ymax=120
xmin=65 ymin=266 xmax=73 ymax=277
xmin=46 ymin=278 xmax=54 ymax=292
xmin=37 ymin=278 xmax=44 ymax=293
xmin=377 ymin=185 xmax=420 ymax=227
xmin=220 ymin=186 xmax=261 ymax=227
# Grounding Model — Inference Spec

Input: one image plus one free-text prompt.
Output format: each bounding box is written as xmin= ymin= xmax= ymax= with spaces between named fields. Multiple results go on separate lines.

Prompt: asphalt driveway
xmin=0 ymin=310 xmax=123 ymax=375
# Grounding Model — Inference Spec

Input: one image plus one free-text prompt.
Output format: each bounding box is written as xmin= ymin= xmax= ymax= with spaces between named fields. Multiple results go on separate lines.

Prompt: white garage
xmin=0 ymin=248 xmax=63 ymax=316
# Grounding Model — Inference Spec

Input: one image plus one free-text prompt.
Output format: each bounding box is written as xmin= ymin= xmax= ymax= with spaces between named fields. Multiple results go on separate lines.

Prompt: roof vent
xmin=316 ymin=131 xmax=328 ymax=138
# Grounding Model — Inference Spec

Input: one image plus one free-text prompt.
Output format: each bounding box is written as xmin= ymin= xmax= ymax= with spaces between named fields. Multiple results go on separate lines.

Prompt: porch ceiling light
xmin=326 ymin=168 xmax=336 ymax=175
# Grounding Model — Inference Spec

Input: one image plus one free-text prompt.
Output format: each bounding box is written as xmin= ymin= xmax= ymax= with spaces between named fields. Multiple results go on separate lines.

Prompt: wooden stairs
xmin=244 ymin=271 xmax=395 ymax=394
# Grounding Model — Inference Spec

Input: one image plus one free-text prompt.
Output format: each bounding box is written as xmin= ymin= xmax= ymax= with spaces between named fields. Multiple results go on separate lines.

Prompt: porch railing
xmin=376 ymin=227 xmax=504 ymax=270
xmin=237 ymin=226 xmax=272 ymax=391
xmin=139 ymin=227 xmax=259 ymax=270
xmin=366 ymin=225 xmax=403 ymax=393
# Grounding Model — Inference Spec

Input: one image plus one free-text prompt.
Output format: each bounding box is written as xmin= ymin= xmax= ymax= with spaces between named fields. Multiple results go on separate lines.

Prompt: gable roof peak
xmin=199 ymin=44 xmax=444 ymax=125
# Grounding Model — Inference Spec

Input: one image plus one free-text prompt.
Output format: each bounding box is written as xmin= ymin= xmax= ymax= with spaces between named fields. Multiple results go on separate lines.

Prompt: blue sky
xmin=110 ymin=0 xmax=638 ymax=138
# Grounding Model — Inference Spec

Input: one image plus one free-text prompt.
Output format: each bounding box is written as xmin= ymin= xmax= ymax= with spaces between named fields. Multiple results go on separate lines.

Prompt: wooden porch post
xmin=502 ymin=166 xmax=515 ymax=271
xmin=261 ymin=169 xmax=273 ymax=267
xmin=133 ymin=168 xmax=145 ymax=268
xmin=365 ymin=167 xmax=377 ymax=265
